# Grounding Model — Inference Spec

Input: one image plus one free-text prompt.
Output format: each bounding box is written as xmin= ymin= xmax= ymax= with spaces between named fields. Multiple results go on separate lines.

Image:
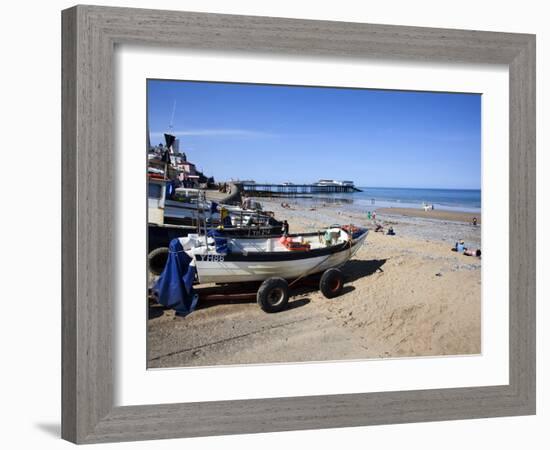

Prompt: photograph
xmin=146 ymin=79 xmax=482 ymax=369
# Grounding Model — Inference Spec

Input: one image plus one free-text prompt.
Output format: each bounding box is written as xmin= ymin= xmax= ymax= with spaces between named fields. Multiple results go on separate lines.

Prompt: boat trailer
xmin=192 ymin=268 xmax=346 ymax=313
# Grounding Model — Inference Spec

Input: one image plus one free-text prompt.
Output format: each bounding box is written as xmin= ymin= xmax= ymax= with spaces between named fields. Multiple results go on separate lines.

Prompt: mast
xmin=168 ymin=100 xmax=177 ymax=133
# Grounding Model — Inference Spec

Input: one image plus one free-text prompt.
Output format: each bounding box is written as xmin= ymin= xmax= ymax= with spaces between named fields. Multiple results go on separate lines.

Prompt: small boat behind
xmin=147 ymin=218 xmax=285 ymax=275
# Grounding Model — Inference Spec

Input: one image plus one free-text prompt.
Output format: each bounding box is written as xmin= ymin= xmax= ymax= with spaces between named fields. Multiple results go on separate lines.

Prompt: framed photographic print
xmin=62 ymin=5 xmax=536 ymax=444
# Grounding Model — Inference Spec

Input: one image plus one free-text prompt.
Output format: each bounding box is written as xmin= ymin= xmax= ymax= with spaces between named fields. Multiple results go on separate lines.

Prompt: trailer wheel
xmin=257 ymin=277 xmax=289 ymax=313
xmin=320 ymin=268 xmax=344 ymax=298
xmin=148 ymin=247 xmax=169 ymax=276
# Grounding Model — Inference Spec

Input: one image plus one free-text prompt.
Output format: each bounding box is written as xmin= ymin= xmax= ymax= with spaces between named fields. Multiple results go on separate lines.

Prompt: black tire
xmin=257 ymin=277 xmax=289 ymax=313
xmin=148 ymin=247 xmax=169 ymax=276
xmin=320 ymin=268 xmax=344 ymax=298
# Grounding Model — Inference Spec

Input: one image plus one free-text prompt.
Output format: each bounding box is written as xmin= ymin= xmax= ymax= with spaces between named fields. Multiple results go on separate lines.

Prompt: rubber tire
xmin=148 ymin=247 xmax=169 ymax=276
xmin=320 ymin=268 xmax=344 ymax=299
xmin=257 ymin=277 xmax=289 ymax=313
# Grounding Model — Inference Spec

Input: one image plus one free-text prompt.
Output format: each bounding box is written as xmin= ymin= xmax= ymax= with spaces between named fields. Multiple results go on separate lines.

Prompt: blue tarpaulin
xmin=153 ymin=238 xmax=198 ymax=317
xmin=207 ymin=229 xmax=230 ymax=254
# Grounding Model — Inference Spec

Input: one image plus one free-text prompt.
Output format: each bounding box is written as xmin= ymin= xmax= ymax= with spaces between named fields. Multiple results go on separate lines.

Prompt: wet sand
xmin=377 ymin=207 xmax=481 ymax=224
xmin=148 ymin=198 xmax=481 ymax=368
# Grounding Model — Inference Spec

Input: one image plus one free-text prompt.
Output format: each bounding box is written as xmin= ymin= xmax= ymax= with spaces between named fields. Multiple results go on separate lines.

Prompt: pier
xmin=239 ymin=183 xmax=361 ymax=197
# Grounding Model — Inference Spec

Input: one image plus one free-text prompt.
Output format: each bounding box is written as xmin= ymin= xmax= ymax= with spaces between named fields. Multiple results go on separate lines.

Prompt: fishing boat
xmin=147 ymin=217 xmax=285 ymax=274
xmin=186 ymin=225 xmax=367 ymax=284
xmin=163 ymin=197 xmax=274 ymax=227
xmin=149 ymin=176 xmax=276 ymax=228
xmin=147 ymin=177 xmax=284 ymax=275
xmin=153 ymin=225 xmax=368 ymax=314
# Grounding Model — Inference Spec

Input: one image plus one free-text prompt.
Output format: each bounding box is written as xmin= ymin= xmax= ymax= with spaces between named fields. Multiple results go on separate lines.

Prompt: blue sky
xmin=147 ymin=80 xmax=481 ymax=189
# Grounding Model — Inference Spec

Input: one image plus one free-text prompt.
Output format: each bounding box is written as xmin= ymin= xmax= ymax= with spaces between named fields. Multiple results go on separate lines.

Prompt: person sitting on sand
xmin=375 ymin=223 xmax=384 ymax=232
xmin=472 ymin=217 xmax=478 ymax=226
xmin=387 ymin=226 xmax=395 ymax=236
xmin=454 ymin=240 xmax=465 ymax=252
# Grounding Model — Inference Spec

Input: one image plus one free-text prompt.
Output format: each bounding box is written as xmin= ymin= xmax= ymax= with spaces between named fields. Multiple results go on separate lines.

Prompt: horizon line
xmin=355 ymin=185 xmax=481 ymax=191
xmin=223 ymin=181 xmax=481 ymax=191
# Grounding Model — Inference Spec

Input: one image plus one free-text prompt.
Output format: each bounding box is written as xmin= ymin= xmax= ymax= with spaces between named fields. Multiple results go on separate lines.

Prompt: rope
xmin=168 ymin=249 xmax=192 ymax=254
xmin=288 ymin=254 xmax=332 ymax=288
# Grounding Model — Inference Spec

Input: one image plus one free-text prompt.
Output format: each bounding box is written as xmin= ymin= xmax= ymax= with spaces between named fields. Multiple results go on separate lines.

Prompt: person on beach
xmin=367 ymin=211 xmax=371 ymax=220
xmin=375 ymin=223 xmax=384 ymax=233
xmin=372 ymin=211 xmax=376 ymax=220
xmin=282 ymin=220 xmax=289 ymax=236
xmin=472 ymin=217 xmax=478 ymax=226
xmin=387 ymin=226 xmax=395 ymax=236
xmin=453 ymin=240 xmax=465 ymax=252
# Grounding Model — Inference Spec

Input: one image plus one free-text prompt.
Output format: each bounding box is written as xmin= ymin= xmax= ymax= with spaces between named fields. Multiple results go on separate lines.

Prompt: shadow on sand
xmin=148 ymin=302 xmax=166 ymax=320
xmin=341 ymin=258 xmax=387 ymax=282
xmin=193 ymin=293 xmax=311 ymax=312
xmin=285 ymin=297 xmax=311 ymax=310
xmin=286 ymin=259 xmax=385 ymax=298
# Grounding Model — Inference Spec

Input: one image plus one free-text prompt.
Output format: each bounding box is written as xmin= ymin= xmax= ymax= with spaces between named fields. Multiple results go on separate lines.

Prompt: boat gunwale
xmin=218 ymin=227 xmax=368 ymax=240
xmin=197 ymin=230 xmax=368 ymax=262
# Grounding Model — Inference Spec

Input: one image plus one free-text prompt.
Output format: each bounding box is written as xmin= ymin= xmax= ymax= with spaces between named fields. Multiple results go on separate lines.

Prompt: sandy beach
xmin=148 ymin=195 xmax=481 ymax=368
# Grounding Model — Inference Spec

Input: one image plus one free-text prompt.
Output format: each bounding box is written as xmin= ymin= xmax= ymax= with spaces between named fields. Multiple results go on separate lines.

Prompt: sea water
xmin=298 ymin=187 xmax=481 ymax=213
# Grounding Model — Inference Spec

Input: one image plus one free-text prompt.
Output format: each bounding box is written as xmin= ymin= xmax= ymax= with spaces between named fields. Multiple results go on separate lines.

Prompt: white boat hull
xmin=194 ymin=232 xmax=367 ymax=284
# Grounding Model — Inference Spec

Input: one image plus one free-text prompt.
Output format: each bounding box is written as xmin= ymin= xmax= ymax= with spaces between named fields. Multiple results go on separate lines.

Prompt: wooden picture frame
xmin=61 ymin=5 xmax=536 ymax=443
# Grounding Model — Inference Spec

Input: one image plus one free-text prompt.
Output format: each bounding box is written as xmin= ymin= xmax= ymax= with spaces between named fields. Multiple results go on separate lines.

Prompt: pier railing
xmin=239 ymin=183 xmax=361 ymax=197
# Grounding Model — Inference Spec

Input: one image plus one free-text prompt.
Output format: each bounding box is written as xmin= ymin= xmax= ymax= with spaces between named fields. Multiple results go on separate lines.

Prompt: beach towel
xmin=153 ymin=238 xmax=198 ymax=316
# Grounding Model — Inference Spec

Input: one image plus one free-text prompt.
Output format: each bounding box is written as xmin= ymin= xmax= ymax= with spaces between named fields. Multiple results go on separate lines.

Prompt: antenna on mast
xmin=168 ymin=100 xmax=177 ymax=133
xmin=162 ymin=100 xmax=177 ymax=180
